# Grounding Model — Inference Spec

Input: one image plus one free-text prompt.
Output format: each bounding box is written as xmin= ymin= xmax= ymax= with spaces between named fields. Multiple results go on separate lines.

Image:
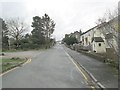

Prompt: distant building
xmin=69 ymin=31 xmax=82 ymax=43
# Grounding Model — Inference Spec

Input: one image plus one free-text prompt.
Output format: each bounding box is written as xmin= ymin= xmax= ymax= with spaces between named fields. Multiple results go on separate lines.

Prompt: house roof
xmin=81 ymin=15 xmax=119 ymax=36
xmin=81 ymin=26 xmax=97 ymax=35
xmin=92 ymin=37 xmax=104 ymax=42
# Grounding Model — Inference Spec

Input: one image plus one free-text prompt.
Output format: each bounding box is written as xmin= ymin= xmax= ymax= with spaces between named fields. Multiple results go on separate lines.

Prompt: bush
xmin=63 ymin=37 xmax=78 ymax=45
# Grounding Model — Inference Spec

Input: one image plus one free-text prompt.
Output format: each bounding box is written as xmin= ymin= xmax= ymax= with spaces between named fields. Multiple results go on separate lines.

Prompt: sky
xmin=0 ymin=0 xmax=119 ymax=40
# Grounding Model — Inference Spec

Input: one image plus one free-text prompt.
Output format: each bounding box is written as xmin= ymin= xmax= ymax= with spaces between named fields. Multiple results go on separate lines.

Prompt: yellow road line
xmin=22 ymin=59 xmax=31 ymax=65
xmin=64 ymin=50 xmax=96 ymax=90
xmin=70 ymin=57 xmax=88 ymax=80
xmin=0 ymin=59 xmax=31 ymax=76
xmin=0 ymin=66 xmax=19 ymax=77
xmin=65 ymin=51 xmax=88 ymax=80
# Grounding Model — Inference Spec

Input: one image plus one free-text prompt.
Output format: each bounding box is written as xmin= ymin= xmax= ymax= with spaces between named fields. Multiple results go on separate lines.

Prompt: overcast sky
xmin=0 ymin=0 xmax=119 ymax=40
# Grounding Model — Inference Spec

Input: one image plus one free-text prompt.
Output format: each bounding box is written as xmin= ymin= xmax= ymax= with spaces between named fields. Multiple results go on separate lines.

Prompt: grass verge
xmin=0 ymin=57 xmax=27 ymax=73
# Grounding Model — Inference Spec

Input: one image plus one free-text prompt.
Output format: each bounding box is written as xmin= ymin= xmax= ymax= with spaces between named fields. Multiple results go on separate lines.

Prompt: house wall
xmin=88 ymin=29 xmax=94 ymax=44
xmin=92 ymin=41 xmax=106 ymax=53
xmin=96 ymin=17 xmax=118 ymax=52
xmin=75 ymin=33 xmax=80 ymax=42
xmin=97 ymin=26 xmax=109 ymax=49
xmin=94 ymin=28 xmax=101 ymax=37
xmin=81 ymin=29 xmax=94 ymax=47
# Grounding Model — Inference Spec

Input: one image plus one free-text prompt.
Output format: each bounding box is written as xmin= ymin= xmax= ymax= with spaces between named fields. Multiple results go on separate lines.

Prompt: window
xmin=98 ymin=43 xmax=101 ymax=46
xmin=94 ymin=50 xmax=96 ymax=52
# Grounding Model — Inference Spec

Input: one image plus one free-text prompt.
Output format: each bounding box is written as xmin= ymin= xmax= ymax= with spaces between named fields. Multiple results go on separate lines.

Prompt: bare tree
xmin=6 ymin=18 xmax=28 ymax=49
xmin=96 ymin=7 xmax=118 ymax=23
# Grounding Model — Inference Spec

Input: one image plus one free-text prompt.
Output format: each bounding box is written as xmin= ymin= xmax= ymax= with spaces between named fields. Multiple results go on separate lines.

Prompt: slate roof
xmin=92 ymin=37 xmax=104 ymax=42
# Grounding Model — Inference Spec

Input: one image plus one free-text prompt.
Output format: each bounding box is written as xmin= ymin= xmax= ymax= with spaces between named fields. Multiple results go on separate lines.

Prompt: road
xmin=2 ymin=44 xmax=93 ymax=88
xmin=63 ymin=45 xmax=118 ymax=88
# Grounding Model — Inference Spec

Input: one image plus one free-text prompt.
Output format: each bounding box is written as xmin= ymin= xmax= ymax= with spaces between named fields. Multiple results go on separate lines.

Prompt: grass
xmin=2 ymin=44 xmax=55 ymax=52
xmin=2 ymin=48 xmax=46 ymax=53
xmin=2 ymin=49 xmax=25 ymax=52
xmin=0 ymin=57 xmax=27 ymax=73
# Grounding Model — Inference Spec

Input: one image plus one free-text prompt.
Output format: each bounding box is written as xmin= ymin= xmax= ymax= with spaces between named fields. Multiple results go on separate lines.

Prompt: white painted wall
xmin=92 ymin=41 xmax=106 ymax=53
xmin=81 ymin=29 xmax=94 ymax=47
xmin=94 ymin=28 xmax=101 ymax=37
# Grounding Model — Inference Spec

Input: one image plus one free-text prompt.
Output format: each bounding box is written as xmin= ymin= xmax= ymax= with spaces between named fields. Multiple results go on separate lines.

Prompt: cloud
xmin=1 ymin=0 xmax=119 ymax=40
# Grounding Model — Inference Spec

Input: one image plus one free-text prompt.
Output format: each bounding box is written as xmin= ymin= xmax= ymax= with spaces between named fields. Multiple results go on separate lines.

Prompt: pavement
xmin=63 ymin=45 xmax=118 ymax=88
xmin=2 ymin=44 xmax=94 ymax=88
